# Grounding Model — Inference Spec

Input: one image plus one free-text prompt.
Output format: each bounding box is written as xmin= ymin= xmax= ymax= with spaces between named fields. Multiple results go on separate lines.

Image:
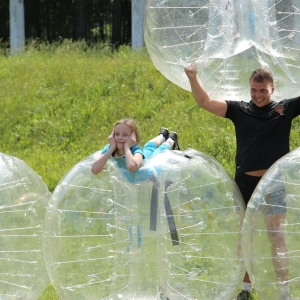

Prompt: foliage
xmin=0 ymin=41 xmax=239 ymax=192
xmin=0 ymin=0 xmax=129 ymax=45
xmin=1 ymin=41 xmax=299 ymax=300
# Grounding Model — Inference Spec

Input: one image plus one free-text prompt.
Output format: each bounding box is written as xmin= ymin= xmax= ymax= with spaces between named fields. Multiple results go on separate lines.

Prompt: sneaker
xmin=234 ymin=290 xmax=251 ymax=300
xmin=159 ymin=127 xmax=169 ymax=140
xmin=168 ymin=131 xmax=180 ymax=150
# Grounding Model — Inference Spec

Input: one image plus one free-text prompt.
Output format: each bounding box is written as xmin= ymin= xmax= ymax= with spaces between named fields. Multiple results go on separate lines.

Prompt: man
xmin=184 ymin=65 xmax=300 ymax=300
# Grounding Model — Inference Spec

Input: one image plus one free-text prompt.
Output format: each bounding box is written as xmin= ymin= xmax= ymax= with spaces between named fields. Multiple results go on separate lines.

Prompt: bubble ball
xmin=43 ymin=148 xmax=245 ymax=300
xmin=242 ymin=147 xmax=300 ymax=299
xmin=144 ymin=0 xmax=300 ymax=101
xmin=0 ymin=152 xmax=51 ymax=299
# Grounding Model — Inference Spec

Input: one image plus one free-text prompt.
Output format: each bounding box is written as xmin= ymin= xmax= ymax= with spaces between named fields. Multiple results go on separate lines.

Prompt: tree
xmin=76 ymin=0 xmax=87 ymax=40
xmin=111 ymin=0 xmax=122 ymax=48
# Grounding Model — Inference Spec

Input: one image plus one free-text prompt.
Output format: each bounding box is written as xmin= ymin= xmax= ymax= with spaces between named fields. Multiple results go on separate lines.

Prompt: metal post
xmin=131 ymin=0 xmax=146 ymax=48
xmin=10 ymin=0 xmax=25 ymax=56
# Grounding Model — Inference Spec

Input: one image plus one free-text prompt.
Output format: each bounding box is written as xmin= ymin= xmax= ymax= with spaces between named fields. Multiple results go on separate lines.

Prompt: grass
xmin=1 ymin=40 xmax=300 ymax=300
xmin=0 ymin=40 xmax=238 ymax=193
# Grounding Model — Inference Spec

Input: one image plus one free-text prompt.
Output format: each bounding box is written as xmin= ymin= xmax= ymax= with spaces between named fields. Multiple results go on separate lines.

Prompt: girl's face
xmin=114 ymin=124 xmax=132 ymax=149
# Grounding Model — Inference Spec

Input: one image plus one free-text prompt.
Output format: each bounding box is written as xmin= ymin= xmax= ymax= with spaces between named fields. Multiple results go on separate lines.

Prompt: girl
xmin=91 ymin=118 xmax=180 ymax=179
xmin=91 ymin=118 xmax=144 ymax=175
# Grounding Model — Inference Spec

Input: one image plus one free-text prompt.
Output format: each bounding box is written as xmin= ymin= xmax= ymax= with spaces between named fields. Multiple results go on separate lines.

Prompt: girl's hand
xmin=125 ymin=131 xmax=137 ymax=149
xmin=108 ymin=130 xmax=116 ymax=149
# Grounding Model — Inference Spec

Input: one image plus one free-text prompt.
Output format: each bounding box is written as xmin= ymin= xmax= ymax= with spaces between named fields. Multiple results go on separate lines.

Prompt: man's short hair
xmin=250 ymin=68 xmax=274 ymax=86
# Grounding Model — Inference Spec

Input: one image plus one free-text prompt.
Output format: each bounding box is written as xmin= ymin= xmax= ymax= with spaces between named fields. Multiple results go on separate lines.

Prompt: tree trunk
xmin=111 ymin=0 xmax=122 ymax=48
xmin=76 ymin=0 xmax=86 ymax=40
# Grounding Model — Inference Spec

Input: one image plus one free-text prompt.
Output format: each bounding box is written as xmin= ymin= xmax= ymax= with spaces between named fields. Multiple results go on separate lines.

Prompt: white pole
xmin=10 ymin=0 xmax=25 ymax=56
xmin=132 ymin=0 xmax=146 ymax=48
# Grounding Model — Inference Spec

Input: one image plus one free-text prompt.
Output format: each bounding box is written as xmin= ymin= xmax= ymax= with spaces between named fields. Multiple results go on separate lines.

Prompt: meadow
xmin=1 ymin=40 xmax=300 ymax=299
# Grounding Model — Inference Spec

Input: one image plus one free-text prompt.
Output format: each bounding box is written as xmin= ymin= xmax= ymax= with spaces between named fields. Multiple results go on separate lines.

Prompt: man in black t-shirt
xmin=184 ymin=66 xmax=300 ymax=300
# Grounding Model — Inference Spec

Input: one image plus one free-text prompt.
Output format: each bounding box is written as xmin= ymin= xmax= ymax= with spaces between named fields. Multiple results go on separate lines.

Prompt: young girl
xmin=91 ymin=118 xmax=180 ymax=180
xmin=91 ymin=118 xmax=144 ymax=175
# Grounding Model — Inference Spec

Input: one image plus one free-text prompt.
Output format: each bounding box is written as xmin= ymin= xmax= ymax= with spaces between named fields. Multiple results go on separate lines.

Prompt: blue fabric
xmin=143 ymin=141 xmax=171 ymax=159
xmin=100 ymin=142 xmax=170 ymax=183
xmin=101 ymin=144 xmax=153 ymax=183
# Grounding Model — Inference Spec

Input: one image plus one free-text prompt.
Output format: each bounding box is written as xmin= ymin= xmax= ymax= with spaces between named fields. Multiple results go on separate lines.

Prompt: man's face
xmin=250 ymin=79 xmax=274 ymax=107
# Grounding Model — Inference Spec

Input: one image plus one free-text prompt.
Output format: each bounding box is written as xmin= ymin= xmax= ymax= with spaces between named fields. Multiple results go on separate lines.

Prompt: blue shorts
xmin=143 ymin=141 xmax=170 ymax=159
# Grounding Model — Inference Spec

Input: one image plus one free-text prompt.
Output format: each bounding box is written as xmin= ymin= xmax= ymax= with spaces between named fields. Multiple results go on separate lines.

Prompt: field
xmin=1 ymin=41 xmax=300 ymax=300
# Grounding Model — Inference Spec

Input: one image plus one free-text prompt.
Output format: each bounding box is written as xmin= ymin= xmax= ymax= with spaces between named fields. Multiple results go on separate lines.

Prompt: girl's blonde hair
xmin=114 ymin=118 xmax=140 ymax=143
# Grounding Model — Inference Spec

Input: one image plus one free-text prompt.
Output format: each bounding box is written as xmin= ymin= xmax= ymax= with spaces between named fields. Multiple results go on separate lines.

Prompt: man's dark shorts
xmin=235 ymin=172 xmax=286 ymax=214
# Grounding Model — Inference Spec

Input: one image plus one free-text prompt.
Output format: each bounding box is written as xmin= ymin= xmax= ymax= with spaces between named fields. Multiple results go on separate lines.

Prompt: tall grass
xmin=0 ymin=40 xmax=240 ymax=192
xmin=1 ymin=41 xmax=300 ymax=300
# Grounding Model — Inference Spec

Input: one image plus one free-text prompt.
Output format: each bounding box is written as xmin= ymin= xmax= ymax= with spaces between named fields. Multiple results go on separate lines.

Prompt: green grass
xmin=1 ymin=40 xmax=300 ymax=300
xmin=0 ymin=40 xmax=238 ymax=193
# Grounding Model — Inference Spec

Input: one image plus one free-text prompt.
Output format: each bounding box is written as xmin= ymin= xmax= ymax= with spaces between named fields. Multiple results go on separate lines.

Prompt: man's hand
xmin=184 ymin=63 xmax=198 ymax=80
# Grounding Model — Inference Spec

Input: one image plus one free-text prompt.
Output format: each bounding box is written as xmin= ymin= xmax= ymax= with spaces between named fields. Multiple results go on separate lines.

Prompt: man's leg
xmin=264 ymin=187 xmax=291 ymax=300
xmin=264 ymin=212 xmax=291 ymax=299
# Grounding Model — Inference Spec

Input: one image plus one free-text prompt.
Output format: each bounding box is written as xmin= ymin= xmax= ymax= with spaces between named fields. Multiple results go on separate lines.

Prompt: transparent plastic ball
xmin=43 ymin=149 xmax=245 ymax=300
xmin=144 ymin=0 xmax=300 ymax=101
xmin=242 ymin=147 xmax=300 ymax=300
xmin=0 ymin=152 xmax=51 ymax=299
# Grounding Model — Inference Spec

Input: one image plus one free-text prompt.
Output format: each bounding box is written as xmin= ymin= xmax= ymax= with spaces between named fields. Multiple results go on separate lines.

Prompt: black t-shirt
xmin=225 ymin=97 xmax=300 ymax=173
